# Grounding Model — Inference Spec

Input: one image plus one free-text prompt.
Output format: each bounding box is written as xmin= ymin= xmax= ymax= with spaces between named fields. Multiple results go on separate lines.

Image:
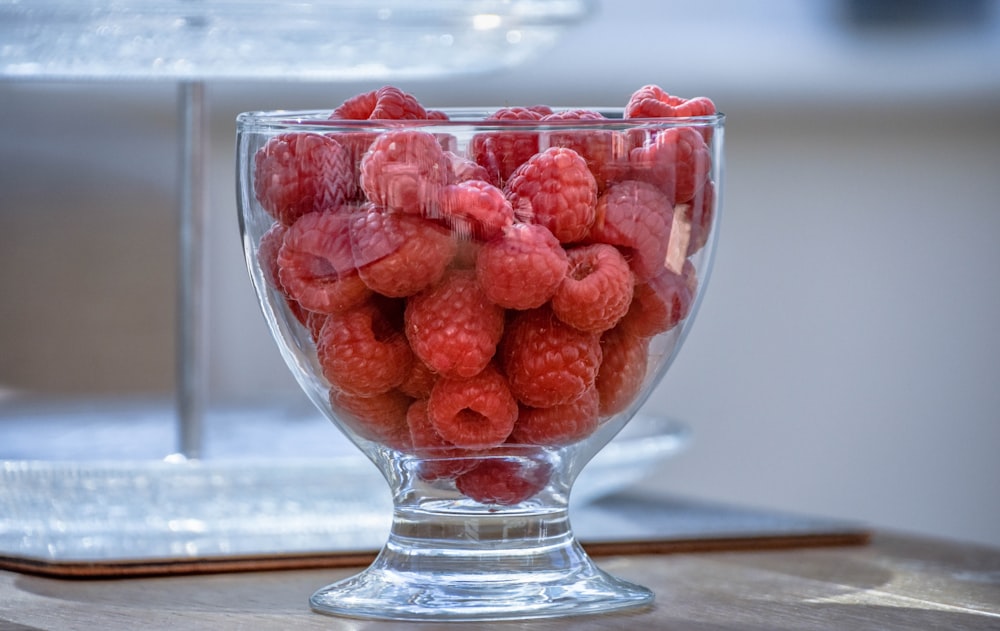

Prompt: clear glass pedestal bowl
xmin=237 ymin=104 xmax=724 ymax=621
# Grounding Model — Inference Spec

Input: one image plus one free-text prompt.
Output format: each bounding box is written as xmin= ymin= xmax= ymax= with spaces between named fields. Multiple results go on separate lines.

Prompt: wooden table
xmin=2 ymin=533 xmax=997 ymax=630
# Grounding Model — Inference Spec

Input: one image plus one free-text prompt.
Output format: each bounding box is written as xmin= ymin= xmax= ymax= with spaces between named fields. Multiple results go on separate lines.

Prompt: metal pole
xmin=175 ymin=80 xmax=208 ymax=459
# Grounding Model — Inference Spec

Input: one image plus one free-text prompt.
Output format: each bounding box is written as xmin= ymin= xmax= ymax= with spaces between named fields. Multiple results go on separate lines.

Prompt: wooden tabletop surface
xmin=2 ymin=532 xmax=997 ymax=630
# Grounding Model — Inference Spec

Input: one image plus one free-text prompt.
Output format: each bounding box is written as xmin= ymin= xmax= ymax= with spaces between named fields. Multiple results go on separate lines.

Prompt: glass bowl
xmin=237 ymin=103 xmax=724 ymax=621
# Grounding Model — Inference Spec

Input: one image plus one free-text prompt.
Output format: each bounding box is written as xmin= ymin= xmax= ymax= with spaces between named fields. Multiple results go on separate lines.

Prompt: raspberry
xmin=620 ymin=261 xmax=696 ymax=338
xmin=427 ymin=365 xmax=518 ymax=450
xmin=317 ymin=302 xmax=413 ymax=396
xmin=552 ymin=244 xmax=634 ymax=333
xmin=277 ymin=210 xmax=373 ymax=314
xmin=501 ymin=307 xmax=602 ymax=408
xmin=330 ymin=388 xmax=413 ymax=451
xmin=399 ymin=358 xmax=438 ymax=399
xmin=629 ymin=126 xmax=711 ymax=204
xmin=596 ymin=326 xmax=651 ymax=416
xmin=542 ymin=108 xmax=603 ymax=122
xmin=328 ymin=85 xmax=433 ymax=195
xmin=682 ymin=179 xmax=715 ymax=256
xmin=588 ymin=180 xmax=672 ymax=281
xmin=406 ymin=399 xmax=479 ymax=480
xmin=253 ymin=132 xmax=356 ymax=226
xmin=475 ymin=223 xmax=568 ymax=310
xmin=509 ymin=386 xmax=599 ymax=446
xmin=404 ymin=269 xmax=505 ymax=378
xmin=455 ymin=457 xmax=551 ymax=505
xmin=541 ymin=109 xmax=624 ymax=191
xmin=359 ymin=129 xmax=450 ymax=215
xmin=505 ymin=147 xmax=598 ymax=244
xmin=328 ymin=131 xmax=378 ymax=195
xmin=445 ymin=151 xmax=491 ymax=184
xmin=439 ymin=179 xmax=514 ymax=242
xmin=349 ymin=204 xmax=456 ymax=297
xmin=526 ymin=105 xmax=555 ymax=116
xmin=331 ymin=85 xmax=428 ymax=120
xmin=624 ymin=84 xmax=717 ymax=120
xmin=407 ymin=398 xmax=448 ymax=447
xmin=304 ymin=310 xmax=327 ymax=342
xmin=257 ymin=222 xmax=286 ymax=290
xmin=470 ymin=106 xmax=545 ymax=186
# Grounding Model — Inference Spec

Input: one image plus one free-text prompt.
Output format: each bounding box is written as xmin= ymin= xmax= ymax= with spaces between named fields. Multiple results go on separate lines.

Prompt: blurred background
xmin=1 ymin=0 xmax=999 ymax=547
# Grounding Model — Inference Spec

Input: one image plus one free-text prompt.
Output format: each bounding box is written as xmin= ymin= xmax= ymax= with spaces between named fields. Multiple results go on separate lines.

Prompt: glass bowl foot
xmin=310 ymin=546 xmax=652 ymax=621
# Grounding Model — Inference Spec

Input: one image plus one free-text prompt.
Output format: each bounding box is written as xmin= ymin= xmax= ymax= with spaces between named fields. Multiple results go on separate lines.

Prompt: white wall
xmin=2 ymin=1 xmax=999 ymax=547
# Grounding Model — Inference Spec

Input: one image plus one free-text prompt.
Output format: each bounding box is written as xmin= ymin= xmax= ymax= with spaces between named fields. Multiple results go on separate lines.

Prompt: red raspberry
xmin=543 ymin=108 xmax=602 ymax=122
xmin=439 ymin=180 xmax=514 ymax=242
xmin=620 ymin=261 xmax=697 ymax=338
xmin=330 ymin=388 xmax=413 ymax=451
xmin=596 ymin=326 xmax=651 ymax=416
xmin=328 ymin=85 xmax=432 ymax=195
xmin=470 ymin=106 xmax=545 ymax=186
xmin=399 ymin=358 xmax=438 ymax=399
xmin=253 ymin=132 xmax=356 ymax=226
xmin=317 ymin=302 xmax=413 ymax=396
xmin=526 ymin=105 xmax=555 ymax=116
xmin=359 ymin=129 xmax=450 ymax=215
xmin=501 ymin=307 xmax=602 ymax=408
xmin=331 ymin=85 xmax=428 ymax=120
xmin=304 ymin=310 xmax=327 ymax=342
xmin=541 ymin=109 xmax=625 ymax=191
xmin=427 ymin=365 xmax=518 ymax=450
xmin=407 ymin=398 xmax=448 ymax=447
xmin=406 ymin=399 xmax=479 ymax=480
xmin=475 ymin=222 xmax=568 ymax=310
xmin=624 ymin=84 xmax=717 ymax=120
xmin=349 ymin=204 xmax=456 ymax=297
xmin=455 ymin=457 xmax=551 ymax=505
xmin=445 ymin=150 xmax=491 ymax=184
xmin=505 ymin=147 xmax=597 ymax=244
xmin=681 ymin=179 xmax=715 ymax=256
xmin=588 ymin=180 xmax=672 ymax=281
xmin=404 ymin=269 xmax=505 ymax=378
xmin=629 ymin=126 xmax=711 ymax=204
xmin=552 ymin=243 xmax=634 ymax=333
xmin=277 ymin=210 xmax=372 ymax=314
xmin=435 ymin=132 xmax=458 ymax=155
xmin=509 ymin=386 xmax=599 ymax=446
xmin=328 ymin=131 xmax=378 ymax=196
xmin=257 ymin=222 xmax=286 ymax=291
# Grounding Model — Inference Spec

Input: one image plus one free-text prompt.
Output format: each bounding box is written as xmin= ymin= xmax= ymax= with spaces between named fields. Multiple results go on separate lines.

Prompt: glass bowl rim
xmin=236 ymin=107 xmax=725 ymax=131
